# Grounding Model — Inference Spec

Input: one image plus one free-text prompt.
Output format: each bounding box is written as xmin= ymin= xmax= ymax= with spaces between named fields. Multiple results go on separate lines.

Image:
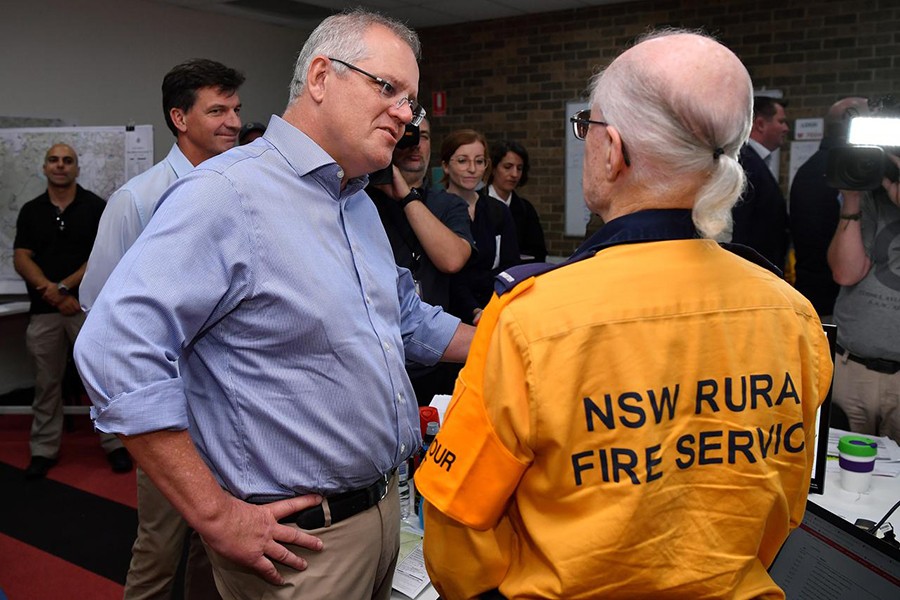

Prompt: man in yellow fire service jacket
xmin=415 ymin=30 xmax=834 ymax=600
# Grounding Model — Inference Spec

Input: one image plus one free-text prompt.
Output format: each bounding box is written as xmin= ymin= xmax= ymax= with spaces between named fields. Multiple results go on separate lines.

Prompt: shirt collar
xmin=494 ymin=209 xmax=699 ymax=296
xmin=262 ymin=115 xmax=368 ymax=199
xmin=167 ymin=143 xmax=196 ymax=178
xmin=572 ymin=209 xmax=698 ymax=259
xmin=747 ymin=138 xmax=771 ymax=161
xmin=42 ymin=184 xmax=84 ymax=207
xmin=488 ymin=184 xmax=511 ymax=206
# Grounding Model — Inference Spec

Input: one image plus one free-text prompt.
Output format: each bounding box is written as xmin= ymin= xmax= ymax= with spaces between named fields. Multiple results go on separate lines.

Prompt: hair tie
xmin=712 ymin=147 xmax=725 ymax=160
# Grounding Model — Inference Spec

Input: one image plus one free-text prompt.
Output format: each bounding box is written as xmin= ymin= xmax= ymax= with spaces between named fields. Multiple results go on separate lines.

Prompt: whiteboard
xmin=565 ymin=100 xmax=591 ymax=236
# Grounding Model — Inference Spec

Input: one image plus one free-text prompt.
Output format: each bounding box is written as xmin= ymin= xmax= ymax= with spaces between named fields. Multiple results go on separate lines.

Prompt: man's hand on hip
xmin=202 ymin=493 xmax=324 ymax=585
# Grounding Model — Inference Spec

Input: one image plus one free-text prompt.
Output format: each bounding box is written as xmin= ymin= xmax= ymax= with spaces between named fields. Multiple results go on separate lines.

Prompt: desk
xmin=0 ymin=300 xmax=33 ymax=396
xmin=388 ymin=461 xmax=900 ymax=599
xmin=810 ymin=469 xmax=900 ymax=528
xmin=0 ymin=300 xmax=30 ymax=316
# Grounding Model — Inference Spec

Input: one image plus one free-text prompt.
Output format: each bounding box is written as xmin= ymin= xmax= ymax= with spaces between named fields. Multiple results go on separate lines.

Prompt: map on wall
xmin=0 ymin=125 xmax=153 ymax=294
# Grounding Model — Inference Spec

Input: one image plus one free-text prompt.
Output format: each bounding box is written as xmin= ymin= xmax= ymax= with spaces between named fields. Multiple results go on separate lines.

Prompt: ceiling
xmin=146 ymin=0 xmax=630 ymax=29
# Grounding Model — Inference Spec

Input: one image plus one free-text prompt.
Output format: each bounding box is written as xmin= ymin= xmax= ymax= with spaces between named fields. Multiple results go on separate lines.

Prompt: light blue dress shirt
xmin=80 ymin=143 xmax=194 ymax=310
xmin=75 ymin=115 xmax=461 ymax=500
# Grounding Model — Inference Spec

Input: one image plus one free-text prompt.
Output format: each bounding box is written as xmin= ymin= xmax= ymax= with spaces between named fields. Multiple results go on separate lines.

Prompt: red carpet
xmin=0 ymin=414 xmax=136 ymax=598
xmin=0 ymin=415 xmax=136 ymax=508
xmin=0 ymin=533 xmax=124 ymax=600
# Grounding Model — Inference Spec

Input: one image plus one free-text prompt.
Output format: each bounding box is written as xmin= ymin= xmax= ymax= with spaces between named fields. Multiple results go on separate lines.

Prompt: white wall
xmin=0 ymin=0 xmax=309 ymax=162
xmin=0 ymin=0 xmax=309 ymax=395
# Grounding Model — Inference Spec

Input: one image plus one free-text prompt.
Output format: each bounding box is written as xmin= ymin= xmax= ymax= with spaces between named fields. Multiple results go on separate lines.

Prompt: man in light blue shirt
xmin=78 ymin=143 xmax=194 ymax=310
xmin=75 ymin=9 xmax=474 ymax=599
xmin=81 ymin=58 xmax=244 ymax=600
xmin=80 ymin=59 xmax=244 ymax=311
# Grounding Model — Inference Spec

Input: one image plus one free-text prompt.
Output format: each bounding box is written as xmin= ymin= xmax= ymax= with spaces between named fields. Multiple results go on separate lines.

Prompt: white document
xmin=429 ymin=394 xmax=452 ymax=425
xmin=392 ymin=532 xmax=437 ymax=599
xmin=392 ymin=544 xmax=431 ymax=598
xmin=125 ymin=125 xmax=154 ymax=179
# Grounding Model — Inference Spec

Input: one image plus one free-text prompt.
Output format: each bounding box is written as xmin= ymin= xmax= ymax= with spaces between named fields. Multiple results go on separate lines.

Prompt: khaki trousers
xmin=124 ymin=468 xmax=220 ymax=599
xmin=833 ymin=350 xmax=900 ymax=443
xmin=25 ymin=312 xmax=120 ymax=458
xmin=206 ymin=476 xmax=400 ymax=600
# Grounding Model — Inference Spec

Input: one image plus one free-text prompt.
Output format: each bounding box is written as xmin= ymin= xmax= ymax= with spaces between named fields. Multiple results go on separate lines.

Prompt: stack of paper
xmin=392 ymin=527 xmax=438 ymax=600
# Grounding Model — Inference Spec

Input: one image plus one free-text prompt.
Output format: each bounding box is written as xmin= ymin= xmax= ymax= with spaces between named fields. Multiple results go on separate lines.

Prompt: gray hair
xmin=288 ymin=8 xmax=421 ymax=103
xmin=590 ymin=29 xmax=752 ymax=240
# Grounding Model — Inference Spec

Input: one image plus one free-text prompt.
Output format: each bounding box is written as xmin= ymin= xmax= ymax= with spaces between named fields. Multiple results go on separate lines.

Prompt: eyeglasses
xmin=570 ymin=108 xmax=631 ymax=166
xmin=54 ymin=206 xmax=65 ymax=232
xmin=328 ymin=57 xmax=426 ymax=126
xmin=570 ymin=109 xmax=609 ymax=141
xmin=450 ymin=156 xmax=487 ymax=168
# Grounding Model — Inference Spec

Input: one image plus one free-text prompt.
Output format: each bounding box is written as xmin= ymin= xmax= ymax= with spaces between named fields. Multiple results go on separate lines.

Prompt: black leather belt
xmin=837 ymin=344 xmax=900 ymax=375
xmin=279 ymin=471 xmax=394 ymax=530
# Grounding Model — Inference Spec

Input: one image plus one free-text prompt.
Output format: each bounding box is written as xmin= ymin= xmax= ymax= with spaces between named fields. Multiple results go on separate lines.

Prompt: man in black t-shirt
xmin=13 ymin=143 xmax=132 ymax=479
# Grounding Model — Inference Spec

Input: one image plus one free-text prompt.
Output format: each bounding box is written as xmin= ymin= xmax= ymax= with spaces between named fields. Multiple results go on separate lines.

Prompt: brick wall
xmin=417 ymin=0 xmax=900 ymax=256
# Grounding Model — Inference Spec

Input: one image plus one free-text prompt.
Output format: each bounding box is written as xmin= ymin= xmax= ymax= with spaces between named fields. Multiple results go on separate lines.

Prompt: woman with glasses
xmin=486 ymin=140 xmax=548 ymax=263
xmin=440 ymin=129 xmax=520 ymax=324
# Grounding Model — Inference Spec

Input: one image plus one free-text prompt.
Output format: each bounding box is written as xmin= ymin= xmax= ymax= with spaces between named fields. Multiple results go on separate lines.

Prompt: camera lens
xmin=826 ymin=146 xmax=886 ymax=191
xmin=845 ymin=156 xmax=879 ymax=184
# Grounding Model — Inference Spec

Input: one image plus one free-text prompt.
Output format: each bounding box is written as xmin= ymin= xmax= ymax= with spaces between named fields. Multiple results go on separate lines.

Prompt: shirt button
xmin=383 ymin=342 xmax=391 ymax=352
xmin=337 ymin=169 xmax=344 ymax=179
xmin=397 ymin=392 xmax=404 ymax=404
xmin=400 ymin=443 xmax=407 ymax=453
xmin=365 ymin=295 xmax=371 ymax=304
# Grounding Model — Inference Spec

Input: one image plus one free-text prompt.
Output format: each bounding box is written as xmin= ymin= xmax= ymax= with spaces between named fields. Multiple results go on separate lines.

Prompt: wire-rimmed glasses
xmin=328 ymin=57 xmax=426 ymax=126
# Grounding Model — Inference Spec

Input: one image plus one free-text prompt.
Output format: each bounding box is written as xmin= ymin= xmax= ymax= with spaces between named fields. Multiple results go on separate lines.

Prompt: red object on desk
xmin=419 ymin=406 xmax=440 ymax=436
xmin=413 ymin=407 xmax=441 ymax=473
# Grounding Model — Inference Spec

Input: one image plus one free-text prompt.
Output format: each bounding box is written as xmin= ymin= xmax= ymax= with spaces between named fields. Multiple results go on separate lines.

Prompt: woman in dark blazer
xmin=486 ymin=140 xmax=548 ymax=263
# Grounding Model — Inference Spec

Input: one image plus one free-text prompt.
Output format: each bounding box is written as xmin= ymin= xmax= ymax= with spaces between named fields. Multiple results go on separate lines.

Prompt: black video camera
xmin=826 ymin=145 xmax=899 ymax=191
xmin=369 ymin=124 xmax=421 ymax=186
xmin=826 ymin=96 xmax=900 ymax=190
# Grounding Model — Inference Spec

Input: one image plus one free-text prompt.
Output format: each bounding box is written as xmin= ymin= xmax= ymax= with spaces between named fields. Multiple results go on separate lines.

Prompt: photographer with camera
xmin=790 ymin=97 xmax=869 ymax=319
xmin=827 ymin=99 xmax=900 ymax=443
xmin=368 ymin=117 xmax=475 ymax=405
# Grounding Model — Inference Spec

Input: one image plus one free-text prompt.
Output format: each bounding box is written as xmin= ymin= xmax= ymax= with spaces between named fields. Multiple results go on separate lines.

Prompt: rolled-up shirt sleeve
xmin=74 ymin=171 xmax=253 ymax=436
xmin=396 ymin=265 xmax=461 ymax=366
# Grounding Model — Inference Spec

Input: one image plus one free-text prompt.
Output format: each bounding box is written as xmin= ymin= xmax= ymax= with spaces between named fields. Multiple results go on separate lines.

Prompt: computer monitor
xmin=769 ymin=500 xmax=900 ymax=598
xmin=809 ymin=323 xmax=837 ymax=495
